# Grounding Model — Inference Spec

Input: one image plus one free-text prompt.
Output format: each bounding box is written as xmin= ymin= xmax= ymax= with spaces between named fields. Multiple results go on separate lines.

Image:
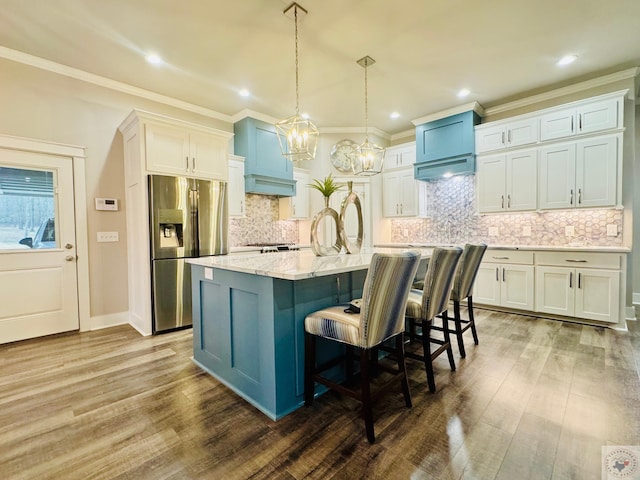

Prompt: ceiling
xmin=1 ymin=0 xmax=639 ymax=135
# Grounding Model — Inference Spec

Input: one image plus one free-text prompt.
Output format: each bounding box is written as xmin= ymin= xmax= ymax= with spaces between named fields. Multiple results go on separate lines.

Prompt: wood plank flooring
xmin=1 ymin=309 xmax=639 ymax=479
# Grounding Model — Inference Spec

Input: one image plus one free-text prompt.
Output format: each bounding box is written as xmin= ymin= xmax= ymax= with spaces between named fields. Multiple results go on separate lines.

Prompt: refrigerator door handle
xmin=189 ymin=187 xmax=199 ymax=257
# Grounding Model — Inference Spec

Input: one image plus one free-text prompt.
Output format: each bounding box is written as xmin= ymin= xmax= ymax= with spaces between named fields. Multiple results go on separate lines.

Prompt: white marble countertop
xmin=374 ymin=243 xmax=630 ymax=254
xmin=188 ymin=247 xmax=431 ymax=281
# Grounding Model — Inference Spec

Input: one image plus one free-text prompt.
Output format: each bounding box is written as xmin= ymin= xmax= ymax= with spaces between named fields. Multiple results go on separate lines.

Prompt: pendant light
xmin=349 ymin=56 xmax=385 ymax=176
xmin=275 ymin=2 xmax=318 ymax=163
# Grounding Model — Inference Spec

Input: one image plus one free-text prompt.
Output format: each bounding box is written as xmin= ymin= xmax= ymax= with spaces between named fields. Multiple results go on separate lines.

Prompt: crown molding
xmin=390 ymin=128 xmax=416 ymax=142
xmin=484 ymin=67 xmax=640 ymax=116
xmin=411 ymin=101 xmax=485 ymax=126
xmin=318 ymin=126 xmax=390 ymax=140
xmin=230 ymin=109 xmax=279 ymax=125
xmin=0 ymin=46 xmax=234 ymax=123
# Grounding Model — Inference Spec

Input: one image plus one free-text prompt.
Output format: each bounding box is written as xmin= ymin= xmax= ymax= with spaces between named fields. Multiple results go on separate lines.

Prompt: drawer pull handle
xmin=493 ymin=256 xmax=510 ymax=260
xmin=565 ymin=259 xmax=587 ymax=263
xmin=578 ymin=272 xmax=582 ymax=289
xmin=495 ymin=267 xmax=499 ymax=281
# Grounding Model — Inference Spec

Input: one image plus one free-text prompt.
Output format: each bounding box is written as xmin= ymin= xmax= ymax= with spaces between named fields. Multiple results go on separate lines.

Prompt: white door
xmin=535 ymin=266 xmax=574 ymax=316
xmin=538 ymin=143 xmax=576 ymax=210
xmin=473 ymin=263 xmax=501 ymax=306
xmin=575 ymin=136 xmax=618 ymax=208
xmin=575 ymin=268 xmax=619 ymax=323
xmin=501 ymin=265 xmax=534 ymax=310
xmin=506 ymin=149 xmax=537 ymax=211
xmin=477 ymin=155 xmax=506 ymax=213
xmin=0 ymin=149 xmax=78 ymax=343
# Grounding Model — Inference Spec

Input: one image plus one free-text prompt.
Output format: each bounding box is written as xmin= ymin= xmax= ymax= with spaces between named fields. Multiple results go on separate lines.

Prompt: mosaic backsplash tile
xmin=229 ymin=193 xmax=298 ymax=246
xmin=390 ymin=175 xmax=623 ymax=246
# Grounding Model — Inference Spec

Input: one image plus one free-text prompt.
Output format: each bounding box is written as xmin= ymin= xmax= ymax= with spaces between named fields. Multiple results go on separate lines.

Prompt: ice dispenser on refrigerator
xmin=148 ymin=174 xmax=228 ymax=333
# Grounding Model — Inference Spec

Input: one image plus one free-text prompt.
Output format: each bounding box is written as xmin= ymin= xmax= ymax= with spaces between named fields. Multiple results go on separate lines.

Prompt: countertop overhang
xmin=188 ymin=247 xmax=431 ymax=281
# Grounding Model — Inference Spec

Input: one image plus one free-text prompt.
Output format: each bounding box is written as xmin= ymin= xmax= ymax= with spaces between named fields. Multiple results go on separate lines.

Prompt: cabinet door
xmin=477 ymin=155 xmax=506 ymax=213
xmin=538 ymin=143 xmax=576 ymax=209
xmin=576 ymin=99 xmax=618 ymax=135
xmin=539 ymin=108 xmax=576 ymax=141
xmin=473 ymin=264 xmax=501 ymax=306
xmin=506 ymin=118 xmax=538 ymax=148
xmin=397 ymin=143 xmax=416 ymax=168
xmin=228 ymin=159 xmax=245 ymax=217
xmin=189 ymin=132 xmax=228 ymax=181
xmin=382 ymin=172 xmax=401 ymax=217
xmin=475 ymin=124 xmax=506 ymax=153
xmin=398 ymin=170 xmax=418 ymax=216
xmin=575 ymin=268 xmax=619 ymax=323
xmin=505 ymin=149 xmax=537 ymax=211
xmin=145 ymin=123 xmax=190 ymax=175
xmin=501 ymin=265 xmax=534 ymax=310
xmin=291 ymin=170 xmax=310 ymax=219
xmin=535 ymin=266 xmax=575 ymax=316
xmin=575 ymin=136 xmax=617 ymax=208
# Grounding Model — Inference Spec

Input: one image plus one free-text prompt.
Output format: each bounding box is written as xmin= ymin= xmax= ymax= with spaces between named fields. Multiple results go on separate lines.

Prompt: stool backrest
xmin=360 ymin=251 xmax=421 ymax=348
xmin=451 ymin=243 xmax=487 ymax=301
xmin=420 ymin=246 xmax=463 ymax=321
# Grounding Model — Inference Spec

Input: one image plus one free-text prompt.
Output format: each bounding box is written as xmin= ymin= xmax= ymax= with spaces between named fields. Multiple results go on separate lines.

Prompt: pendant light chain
xmin=294 ymin=5 xmax=300 ymax=116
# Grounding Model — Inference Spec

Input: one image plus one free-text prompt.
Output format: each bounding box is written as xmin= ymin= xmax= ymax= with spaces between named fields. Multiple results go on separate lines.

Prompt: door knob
xmin=65 ymin=255 xmax=75 ymax=262
xmin=65 ymin=243 xmax=73 ymax=249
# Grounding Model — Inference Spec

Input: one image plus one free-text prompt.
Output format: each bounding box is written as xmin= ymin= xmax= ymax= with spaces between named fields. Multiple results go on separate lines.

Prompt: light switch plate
xmin=565 ymin=226 xmax=575 ymax=237
xmin=97 ymin=231 xmax=119 ymax=242
xmin=488 ymin=227 xmax=498 ymax=236
xmin=606 ymin=224 xmax=618 ymax=236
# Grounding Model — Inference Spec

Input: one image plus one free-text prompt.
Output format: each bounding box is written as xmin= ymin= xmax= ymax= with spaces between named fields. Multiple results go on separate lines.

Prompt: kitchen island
xmin=187 ymin=248 xmax=429 ymax=420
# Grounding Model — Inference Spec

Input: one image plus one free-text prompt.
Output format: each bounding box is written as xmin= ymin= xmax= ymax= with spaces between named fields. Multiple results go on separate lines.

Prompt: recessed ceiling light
xmin=390 ymin=112 xmax=400 ymax=119
xmin=238 ymin=89 xmax=250 ymax=97
xmin=557 ymin=55 xmax=577 ymax=66
xmin=457 ymin=88 xmax=470 ymax=98
xmin=145 ymin=53 xmax=163 ymax=66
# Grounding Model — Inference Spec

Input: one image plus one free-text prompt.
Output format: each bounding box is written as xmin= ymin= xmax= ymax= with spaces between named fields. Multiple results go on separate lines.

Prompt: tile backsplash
xmin=390 ymin=175 xmax=623 ymax=246
xmin=229 ymin=194 xmax=298 ymax=246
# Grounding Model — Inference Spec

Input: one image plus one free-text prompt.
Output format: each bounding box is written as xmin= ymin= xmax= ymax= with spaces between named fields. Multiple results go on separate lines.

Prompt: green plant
xmin=309 ymin=174 xmax=343 ymax=198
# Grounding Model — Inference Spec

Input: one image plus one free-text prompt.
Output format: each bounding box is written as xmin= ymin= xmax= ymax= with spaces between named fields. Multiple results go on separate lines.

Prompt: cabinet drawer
xmin=535 ymin=251 xmax=621 ymax=269
xmin=483 ymin=250 xmax=533 ymax=265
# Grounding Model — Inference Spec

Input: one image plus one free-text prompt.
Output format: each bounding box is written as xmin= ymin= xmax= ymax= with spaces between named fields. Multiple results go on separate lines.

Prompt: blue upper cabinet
xmin=234 ymin=117 xmax=296 ymax=197
xmin=414 ymin=110 xmax=481 ymax=181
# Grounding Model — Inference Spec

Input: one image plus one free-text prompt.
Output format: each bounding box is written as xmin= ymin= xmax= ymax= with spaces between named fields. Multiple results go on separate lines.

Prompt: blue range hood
xmin=414 ymin=109 xmax=481 ymax=181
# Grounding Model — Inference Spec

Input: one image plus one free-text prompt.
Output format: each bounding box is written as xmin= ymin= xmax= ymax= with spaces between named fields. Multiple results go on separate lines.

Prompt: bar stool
xmin=443 ymin=243 xmax=487 ymax=358
xmin=405 ymin=246 xmax=462 ymax=393
xmin=304 ymin=251 xmax=421 ymax=444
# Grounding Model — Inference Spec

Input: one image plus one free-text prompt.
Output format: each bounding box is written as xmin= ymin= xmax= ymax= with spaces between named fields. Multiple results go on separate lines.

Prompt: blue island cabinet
xmin=191 ymin=264 xmax=367 ymax=420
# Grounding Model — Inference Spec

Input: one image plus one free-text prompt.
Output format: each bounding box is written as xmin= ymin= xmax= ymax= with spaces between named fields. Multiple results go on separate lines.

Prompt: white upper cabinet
xmin=144 ymin=120 xmax=231 ymax=181
xmin=539 ymin=98 xmax=619 ymax=142
xmin=475 ymin=118 xmax=538 ymax=154
xmin=382 ymin=167 xmax=427 ymax=217
xmin=228 ymin=155 xmax=245 ymax=217
xmin=539 ymin=134 xmax=619 ymax=210
xmin=477 ymin=149 xmax=537 ymax=213
xmin=279 ymin=169 xmax=310 ymax=220
xmin=384 ymin=142 xmax=416 ymax=169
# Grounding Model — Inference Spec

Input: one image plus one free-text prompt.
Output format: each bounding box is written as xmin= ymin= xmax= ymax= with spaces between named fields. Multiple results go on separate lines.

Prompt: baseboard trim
xmin=633 ymin=292 xmax=640 ymax=306
xmin=90 ymin=311 xmax=129 ymax=331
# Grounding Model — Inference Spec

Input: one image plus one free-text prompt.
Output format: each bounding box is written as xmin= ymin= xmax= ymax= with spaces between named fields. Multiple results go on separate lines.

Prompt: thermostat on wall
xmin=95 ymin=198 xmax=119 ymax=211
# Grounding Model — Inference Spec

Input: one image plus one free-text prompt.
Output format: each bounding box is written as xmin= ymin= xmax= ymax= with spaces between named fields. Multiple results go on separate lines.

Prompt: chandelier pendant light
xmin=275 ymin=2 xmax=318 ymax=163
xmin=350 ymin=56 xmax=385 ymax=176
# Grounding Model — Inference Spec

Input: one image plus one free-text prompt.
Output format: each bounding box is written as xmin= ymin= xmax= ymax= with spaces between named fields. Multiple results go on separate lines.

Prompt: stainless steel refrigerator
xmin=148 ymin=174 xmax=228 ymax=333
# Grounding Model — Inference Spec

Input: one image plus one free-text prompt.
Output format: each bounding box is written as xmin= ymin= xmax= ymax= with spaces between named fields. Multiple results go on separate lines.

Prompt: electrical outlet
xmin=606 ymin=224 xmax=618 ymax=237
xmin=565 ymin=226 xmax=575 ymax=237
xmin=522 ymin=226 xmax=531 ymax=237
xmin=488 ymin=227 xmax=498 ymax=236
xmin=403 ymin=228 xmax=409 ymax=237
xmin=97 ymin=231 xmax=119 ymax=242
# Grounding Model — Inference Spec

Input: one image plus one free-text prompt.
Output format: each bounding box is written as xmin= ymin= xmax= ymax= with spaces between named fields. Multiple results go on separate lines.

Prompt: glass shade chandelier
xmin=275 ymin=2 xmax=318 ymax=163
xmin=349 ymin=56 xmax=385 ymax=176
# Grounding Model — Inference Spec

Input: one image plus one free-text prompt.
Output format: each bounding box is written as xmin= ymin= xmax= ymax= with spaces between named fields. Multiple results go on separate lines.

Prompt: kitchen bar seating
xmin=440 ymin=243 xmax=487 ymax=357
xmin=405 ymin=246 xmax=463 ymax=393
xmin=304 ymin=251 xmax=421 ymax=444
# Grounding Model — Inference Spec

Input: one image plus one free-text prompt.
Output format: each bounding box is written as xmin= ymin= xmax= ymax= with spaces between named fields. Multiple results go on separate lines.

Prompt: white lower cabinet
xmin=473 ymin=250 xmax=534 ymax=310
xmin=535 ymin=252 xmax=621 ymax=324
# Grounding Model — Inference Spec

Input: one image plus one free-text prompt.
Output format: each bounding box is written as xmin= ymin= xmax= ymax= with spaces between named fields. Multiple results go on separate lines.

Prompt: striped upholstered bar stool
xmin=304 ymin=251 xmax=421 ymax=444
xmin=443 ymin=243 xmax=487 ymax=358
xmin=405 ymin=246 xmax=463 ymax=393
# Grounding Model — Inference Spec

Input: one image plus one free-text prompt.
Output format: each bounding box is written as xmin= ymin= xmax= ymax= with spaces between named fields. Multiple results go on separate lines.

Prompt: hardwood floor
xmin=1 ymin=309 xmax=638 ymax=479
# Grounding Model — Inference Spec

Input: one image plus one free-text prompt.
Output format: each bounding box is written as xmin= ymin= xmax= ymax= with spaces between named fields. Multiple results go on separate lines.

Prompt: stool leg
xmin=304 ymin=333 xmax=316 ymax=407
xmin=345 ymin=345 xmax=355 ymax=386
xmin=395 ymin=334 xmax=412 ymax=408
xmin=442 ymin=311 xmax=456 ymax=372
xmin=421 ymin=319 xmax=436 ymax=393
xmin=360 ymin=348 xmax=375 ymax=444
xmin=453 ymin=300 xmax=466 ymax=358
xmin=468 ymin=297 xmax=479 ymax=345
